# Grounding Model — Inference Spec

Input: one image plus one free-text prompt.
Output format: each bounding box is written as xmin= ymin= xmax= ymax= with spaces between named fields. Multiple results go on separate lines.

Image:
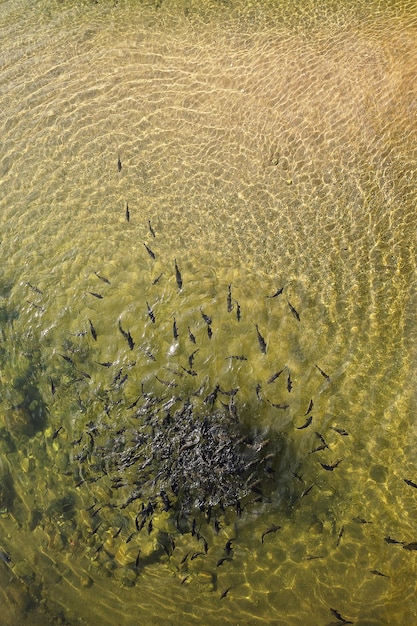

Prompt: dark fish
xmin=173 ymin=317 xmax=179 ymax=339
xmin=135 ymin=551 xmax=141 ymax=569
xmin=52 ymin=426 xmax=63 ymax=439
xmin=155 ymin=375 xmax=177 ymax=388
xmin=148 ymin=220 xmax=155 ymax=237
xmin=403 ymin=542 xmax=417 ymax=551
xmin=88 ymin=319 xmax=97 ymax=341
xmin=255 ymin=383 xmax=262 ymax=400
xmin=188 ymin=349 xmax=199 ymax=369
xmin=88 ymin=291 xmax=103 ymax=299
xmin=268 ymin=402 xmax=289 ymax=409
xmin=255 ymin=324 xmax=267 ymax=354
xmin=49 ymin=377 xmax=56 ymax=396
xmin=314 ymin=432 xmax=328 ymax=448
xmin=370 ymin=569 xmax=390 ymax=578
xmin=404 ymin=478 xmax=417 ymax=489
xmin=152 ymin=273 xmax=163 ymax=285
xmin=296 ymin=415 xmax=313 ymax=430
xmin=117 ymin=154 xmax=122 ymax=172
xmin=261 ymin=524 xmax=281 ymax=543
xmin=216 ymin=557 xmax=232 ymax=567
xmin=93 ymin=271 xmax=111 ymax=284
xmin=207 ymin=325 xmax=212 ymax=339
xmin=302 ymin=555 xmax=324 ymax=561
xmin=181 ymin=365 xmax=197 ymax=377
xmin=315 ymin=363 xmax=330 ymax=381
xmin=352 ymin=517 xmax=372 ymax=524
xmin=300 ymin=484 xmax=314 ymax=498
xmin=224 ymin=539 xmax=233 ymax=556
xmin=225 ymin=355 xmax=247 ymax=361
xmin=174 ymin=259 xmax=183 ymax=290
xmin=146 ymin=301 xmax=155 ymax=323
xmin=320 ymin=459 xmax=343 ymax=471
xmin=267 ymin=369 xmax=284 ymax=384
xmin=143 ymin=243 xmax=156 ymax=259
xmin=305 ymin=398 xmax=314 ymax=414
xmin=336 ymin=526 xmax=344 ymax=547
xmin=287 ymin=300 xmax=300 ymax=321
xmin=95 ymin=361 xmax=113 ymax=367
xmin=287 ymin=371 xmax=292 ymax=392
xmin=190 ymin=551 xmax=204 ymax=560
xmin=118 ymin=319 xmax=134 ymax=350
xmin=227 ymin=285 xmax=233 ymax=312
xmin=384 ymin=536 xmax=405 ymax=545
xmin=180 ymin=552 xmax=189 ymax=565
xmin=200 ymin=309 xmax=212 ymax=325
xmin=125 ymin=202 xmax=130 ymax=222
xmin=330 ymin=426 xmax=349 ymax=436
xmin=220 ymin=587 xmax=231 ymax=600
xmin=26 ymin=282 xmax=43 ymax=295
xmin=330 ymin=608 xmax=353 ymax=624
xmin=26 ymin=300 xmax=45 ymax=312
xmin=60 ymin=354 xmax=75 ymax=365
xmin=188 ymin=326 xmax=196 ymax=343
xmin=267 ymin=287 xmax=283 ymax=298
xmin=180 ymin=574 xmax=191 ymax=585
xmin=235 ymin=300 xmax=241 ymax=321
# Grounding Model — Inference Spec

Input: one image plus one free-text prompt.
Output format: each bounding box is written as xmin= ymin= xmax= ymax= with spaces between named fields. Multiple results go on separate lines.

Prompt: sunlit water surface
xmin=0 ymin=0 xmax=416 ymax=624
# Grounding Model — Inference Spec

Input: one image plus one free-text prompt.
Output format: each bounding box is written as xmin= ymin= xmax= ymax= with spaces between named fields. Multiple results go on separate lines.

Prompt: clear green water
xmin=0 ymin=0 xmax=416 ymax=624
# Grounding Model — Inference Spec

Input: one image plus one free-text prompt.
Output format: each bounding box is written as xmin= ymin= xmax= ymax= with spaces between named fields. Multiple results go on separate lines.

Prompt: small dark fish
xmin=155 ymin=375 xmax=177 ymax=388
xmin=216 ymin=557 xmax=231 ymax=567
xmin=404 ymin=478 xmax=417 ymax=489
xmin=94 ymin=271 xmax=111 ymax=284
xmin=207 ymin=325 xmax=213 ymax=339
xmin=384 ymin=536 xmax=405 ymax=545
xmin=300 ymin=484 xmax=314 ymax=498
xmin=117 ymin=154 xmax=122 ymax=172
xmin=235 ymin=300 xmax=241 ymax=321
xmin=148 ymin=220 xmax=155 ymax=237
xmin=370 ymin=569 xmax=390 ymax=578
xmin=180 ymin=574 xmax=191 ymax=585
xmin=320 ymin=459 xmax=343 ymax=471
xmin=267 ymin=287 xmax=283 ymax=298
xmin=180 ymin=552 xmax=189 ymax=565
xmin=52 ymin=426 xmax=63 ymax=439
xmin=268 ymin=402 xmax=289 ymax=409
xmin=88 ymin=319 xmax=97 ymax=341
xmin=352 ymin=517 xmax=372 ymax=524
xmin=315 ymin=432 xmax=328 ymax=448
xmin=188 ymin=326 xmax=196 ymax=343
xmin=118 ymin=319 xmax=134 ymax=350
xmin=336 ymin=526 xmax=345 ymax=547
xmin=181 ymin=365 xmax=197 ymax=377
xmin=112 ymin=526 xmax=123 ymax=539
xmin=305 ymin=399 xmax=314 ymax=414
xmin=190 ymin=551 xmax=204 ymax=561
xmin=49 ymin=377 xmax=56 ymax=396
xmin=152 ymin=273 xmax=163 ymax=285
xmin=255 ymin=324 xmax=267 ymax=354
xmin=287 ymin=371 xmax=292 ymax=392
xmin=95 ymin=361 xmax=113 ymax=367
xmin=125 ymin=532 xmax=136 ymax=543
xmin=88 ymin=291 xmax=103 ymax=299
xmin=26 ymin=300 xmax=45 ymax=312
xmin=315 ymin=363 xmax=330 ymax=381
xmin=225 ymin=355 xmax=247 ymax=361
xmin=26 ymin=282 xmax=43 ymax=295
xmin=255 ymin=383 xmax=262 ymax=400
xmin=330 ymin=426 xmax=349 ymax=436
xmin=227 ymin=285 xmax=233 ymax=312
xmin=330 ymin=608 xmax=353 ymax=624
xmin=135 ymin=551 xmax=141 ymax=569
xmin=200 ymin=309 xmax=212 ymax=325
xmin=143 ymin=243 xmax=156 ymax=259
xmin=403 ymin=542 xmax=417 ymax=551
xmin=302 ymin=555 xmax=324 ymax=561
xmin=224 ymin=539 xmax=233 ymax=556
xmin=125 ymin=202 xmax=130 ymax=222
xmin=188 ymin=349 xmax=199 ymax=369
xmin=287 ymin=300 xmax=300 ymax=321
xmin=267 ymin=369 xmax=284 ymax=384
xmin=60 ymin=354 xmax=75 ymax=365
xmin=296 ymin=415 xmax=312 ymax=430
xmin=146 ymin=301 xmax=155 ymax=323
xmin=174 ymin=259 xmax=183 ymax=290
xmin=261 ymin=524 xmax=281 ymax=543
xmin=220 ymin=587 xmax=231 ymax=600
xmin=173 ymin=317 xmax=179 ymax=339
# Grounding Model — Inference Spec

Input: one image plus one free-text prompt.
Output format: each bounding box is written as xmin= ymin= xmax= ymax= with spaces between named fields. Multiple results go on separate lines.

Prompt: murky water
xmin=0 ymin=0 xmax=416 ymax=624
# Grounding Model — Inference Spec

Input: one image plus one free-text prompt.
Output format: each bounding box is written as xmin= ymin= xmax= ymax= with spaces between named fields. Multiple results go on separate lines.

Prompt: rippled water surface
xmin=0 ymin=0 xmax=416 ymax=624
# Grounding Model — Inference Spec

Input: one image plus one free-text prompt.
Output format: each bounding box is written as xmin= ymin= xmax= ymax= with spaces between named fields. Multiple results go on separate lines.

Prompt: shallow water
xmin=0 ymin=0 xmax=416 ymax=624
